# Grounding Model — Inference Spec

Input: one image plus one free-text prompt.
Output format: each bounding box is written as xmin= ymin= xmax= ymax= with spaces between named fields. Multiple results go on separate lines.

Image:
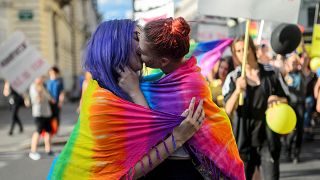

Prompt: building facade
xmin=0 ymin=0 xmax=99 ymax=106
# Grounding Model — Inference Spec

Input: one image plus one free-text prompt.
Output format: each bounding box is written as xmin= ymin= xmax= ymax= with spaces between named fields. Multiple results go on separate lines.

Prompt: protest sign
xmin=0 ymin=31 xmax=51 ymax=93
xmin=198 ymin=0 xmax=301 ymax=24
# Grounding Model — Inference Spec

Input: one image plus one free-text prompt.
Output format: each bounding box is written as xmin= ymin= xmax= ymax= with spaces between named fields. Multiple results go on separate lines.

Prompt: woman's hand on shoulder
xmin=173 ymin=97 xmax=205 ymax=147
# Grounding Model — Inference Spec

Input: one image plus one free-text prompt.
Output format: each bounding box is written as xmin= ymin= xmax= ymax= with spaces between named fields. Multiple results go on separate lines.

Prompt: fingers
xmin=116 ymin=66 xmax=132 ymax=77
xmin=116 ymin=68 xmax=123 ymax=75
xmin=123 ymin=66 xmax=131 ymax=74
xmin=199 ymin=109 xmax=205 ymax=125
xmin=187 ymin=97 xmax=196 ymax=118
xmin=201 ymin=108 xmax=205 ymax=120
xmin=180 ymin=109 xmax=189 ymax=117
xmin=126 ymin=66 xmax=136 ymax=73
xmin=268 ymin=100 xmax=281 ymax=108
xmin=192 ymin=100 xmax=204 ymax=125
xmin=268 ymin=100 xmax=275 ymax=108
xmin=268 ymin=95 xmax=277 ymax=102
xmin=236 ymin=77 xmax=246 ymax=91
xmin=117 ymin=66 xmax=135 ymax=85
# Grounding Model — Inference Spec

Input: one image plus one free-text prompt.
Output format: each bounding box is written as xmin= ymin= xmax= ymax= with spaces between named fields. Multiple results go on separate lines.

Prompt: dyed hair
xmin=231 ymin=35 xmax=257 ymax=61
xmin=214 ymin=56 xmax=235 ymax=79
xmin=83 ymin=19 xmax=136 ymax=100
xmin=143 ymin=17 xmax=190 ymax=60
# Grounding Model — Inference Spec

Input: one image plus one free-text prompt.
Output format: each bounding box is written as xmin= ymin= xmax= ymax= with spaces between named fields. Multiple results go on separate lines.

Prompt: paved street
xmin=1 ymin=102 xmax=320 ymax=179
xmin=280 ymin=133 xmax=320 ymax=180
xmin=0 ymin=102 xmax=78 ymax=180
xmin=0 ymin=146 xmax=63 ymax=180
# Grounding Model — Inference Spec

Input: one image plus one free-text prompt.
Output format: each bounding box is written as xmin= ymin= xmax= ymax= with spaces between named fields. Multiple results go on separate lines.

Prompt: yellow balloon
xmin=310 ymin=57 xmax=320 ymax=72
xmin=266 ymin=103 xmax=297 ymax=134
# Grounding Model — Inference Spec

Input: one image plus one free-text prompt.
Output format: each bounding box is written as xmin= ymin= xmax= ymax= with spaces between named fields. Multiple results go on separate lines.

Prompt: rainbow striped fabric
xmin=249 ymin=21 xmax=259 ymax=39
xmin=47 ymin=57 xmax=244 ymax=180
xmin=185 ymin=39 xmax=233 ymax=77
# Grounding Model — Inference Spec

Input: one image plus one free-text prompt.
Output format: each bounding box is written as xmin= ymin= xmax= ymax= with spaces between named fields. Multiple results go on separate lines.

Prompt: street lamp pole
xmin=132 ymin=0 xmax=135 ymax=20
xmin=314 ymin=2 xmax=319 ymax=24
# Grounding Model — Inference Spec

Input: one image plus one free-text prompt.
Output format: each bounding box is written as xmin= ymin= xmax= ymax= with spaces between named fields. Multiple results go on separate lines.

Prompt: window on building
xmin=308 ymin=7 xmax=316 ymax=27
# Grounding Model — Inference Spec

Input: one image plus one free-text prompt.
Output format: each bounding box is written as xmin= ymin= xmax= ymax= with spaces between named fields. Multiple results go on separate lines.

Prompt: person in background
xmin=283 ymin=53 xmax=306 ymax=164
xmin=223 ymin=35 xmax=289 ymax=180
xmin=314 ymin=77 xmax=320 ymax=113
xmin=81 ymin=71 xmax=92 ymax=95
xmin=257 ymin=44 xmax=272 ymax=64
xmin=3 ymin=81 xmax=25 ymax=135
xmin=29 ymin=76 xmax=54 ymax=160
xmin=298 ymin=52 xmax=317 ymax=140
xmin=209 ymin=56 xmax=234 ymax=107
xmin=46 ymin=66 xmax=64 ymax=128
xmin=77 ymin=71 xmax=92 ymax=113
xmin=270 ymin=54 xmax=287 ymax=76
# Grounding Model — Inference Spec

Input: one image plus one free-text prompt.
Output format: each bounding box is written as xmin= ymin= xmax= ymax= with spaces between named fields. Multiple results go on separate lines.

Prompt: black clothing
xmin=8 ymin=87 xmax=24 ymax=106
xmin=139 ymin=159 xmax=204 ymax=180
xmin=223 ymin=64 xmax=289 ymax=152
xmin=9 ymin=103 xmax=23 ymax=134
xmin=305 ymin=72 xmax=317 ymax=98
xmin=8 ymin=88 xmax=24 ymax=135
xmin=223 ymin=64 xmax=289 ymax=180
xmin=35 ymin=117 xmax=52 ymax=133
xmin=284 ymin=71 xmax=307 ymax=159
xmin=285 ymin=103 xmax=304 ymax=158
xmin=50 ymin=103 xmax=60 ymax=126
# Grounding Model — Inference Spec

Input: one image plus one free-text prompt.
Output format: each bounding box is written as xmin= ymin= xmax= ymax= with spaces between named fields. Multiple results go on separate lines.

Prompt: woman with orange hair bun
xmin=119 ymin=17 xmax=244 ymax=180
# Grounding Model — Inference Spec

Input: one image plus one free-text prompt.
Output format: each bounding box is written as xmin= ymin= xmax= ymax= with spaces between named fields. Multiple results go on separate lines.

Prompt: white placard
xmin=198 ymin=0 xmax=301 ymax=24
xmin=197 ymin=24 xmax=229 ymax=41
xmin=134 ymin=1 xmax=174 ymax=26
xmin=0 ymin=31 xmax=51 ymax=94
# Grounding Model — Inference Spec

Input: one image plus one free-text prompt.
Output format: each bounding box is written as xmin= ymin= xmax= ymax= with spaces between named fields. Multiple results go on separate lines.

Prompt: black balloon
xmin=271 ymin=24 xmax=302 ymax=55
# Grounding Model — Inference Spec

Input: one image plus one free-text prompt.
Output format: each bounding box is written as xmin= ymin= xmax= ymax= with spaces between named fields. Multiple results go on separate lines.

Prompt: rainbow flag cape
xmin=185 ymin=39 xmax=233 ymax=77
xmin=47 ymin=57 xmax=244 ymax=180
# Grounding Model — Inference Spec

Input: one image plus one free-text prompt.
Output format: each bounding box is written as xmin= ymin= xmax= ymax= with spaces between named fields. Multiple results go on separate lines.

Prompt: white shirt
xmin=29 ymin=83 xmax=52 ymax=117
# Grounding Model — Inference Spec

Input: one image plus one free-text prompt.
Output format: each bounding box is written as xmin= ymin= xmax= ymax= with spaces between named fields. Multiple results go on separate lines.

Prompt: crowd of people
xmin=209 ymin=36 xmax=319 ymax=179
xmin=2 ymin=66 xmax=65 ymax=161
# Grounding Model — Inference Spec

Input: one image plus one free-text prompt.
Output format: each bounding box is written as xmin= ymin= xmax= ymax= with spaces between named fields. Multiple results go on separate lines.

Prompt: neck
xmin=246 ymin=57 xmax=259 ymax=70
xmin=161 ymin=58 xmax=185 ymax=74
xmin=50 ymin=75 xmax=58 ymax=80
xmin=221 ymin=77 xmax=226 ymax=84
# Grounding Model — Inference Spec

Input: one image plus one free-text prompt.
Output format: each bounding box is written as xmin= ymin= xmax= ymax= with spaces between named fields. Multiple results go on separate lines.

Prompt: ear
xmin=160 ymin=57 xmax=170 ymax=67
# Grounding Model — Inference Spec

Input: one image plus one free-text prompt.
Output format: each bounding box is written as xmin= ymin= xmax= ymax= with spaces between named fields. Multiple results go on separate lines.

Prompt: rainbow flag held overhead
xmin=249 ymin=21 xmax=259 ymax=39
xmin=185 ymin=39 xmax=233 ymax=77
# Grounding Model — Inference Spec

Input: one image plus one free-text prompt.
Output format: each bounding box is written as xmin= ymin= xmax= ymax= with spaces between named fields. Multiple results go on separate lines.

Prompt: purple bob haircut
xmin=83 ymin=19 xmax=136 ymax=100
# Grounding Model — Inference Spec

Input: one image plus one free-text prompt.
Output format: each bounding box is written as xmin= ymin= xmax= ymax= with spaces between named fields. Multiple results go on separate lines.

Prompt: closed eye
xmin=134 ymin=31 xmax=140 ymax=41
xmin=137 ymin=46 xmax=144 ymax=55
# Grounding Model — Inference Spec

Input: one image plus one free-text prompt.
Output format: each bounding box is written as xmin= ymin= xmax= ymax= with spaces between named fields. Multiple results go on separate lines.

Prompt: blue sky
xmin=97 ymin=0 xmax=133 ymax=20
xmin=98 ymin=0 xmax=180 ymax=20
